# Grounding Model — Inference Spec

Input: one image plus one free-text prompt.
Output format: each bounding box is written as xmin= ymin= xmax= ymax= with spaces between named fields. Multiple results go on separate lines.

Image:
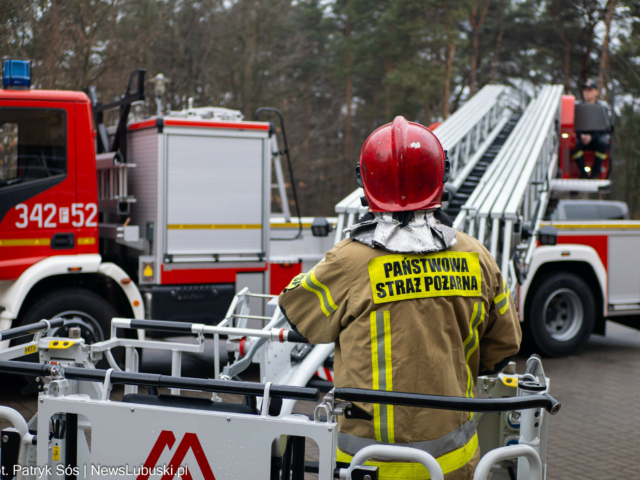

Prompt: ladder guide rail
xmin=458 ymin=85 xmax=564 ymax=286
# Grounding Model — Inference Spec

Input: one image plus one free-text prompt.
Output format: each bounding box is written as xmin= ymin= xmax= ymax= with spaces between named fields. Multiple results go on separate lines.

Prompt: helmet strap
xmin=443 ymin=150 xmax=450 ymax=183
xmin=355 ymin=163 xmax=364 ymax=188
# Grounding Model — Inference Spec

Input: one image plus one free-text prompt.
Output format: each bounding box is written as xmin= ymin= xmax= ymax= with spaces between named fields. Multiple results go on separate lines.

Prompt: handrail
xmin=108 ymin=318 xmax=308 ymax=343
xmin=342 ymin=445 xmax=444 ymax=480
xmin=0 ymin=360 xmax=319 ymax=401
xmin=334 ymin=387 xmax=561 ymax=414
xmin=0 ymin=318 xmax=64 ymax=342
xmin=473 ymin=445 xmax=542 ymax=480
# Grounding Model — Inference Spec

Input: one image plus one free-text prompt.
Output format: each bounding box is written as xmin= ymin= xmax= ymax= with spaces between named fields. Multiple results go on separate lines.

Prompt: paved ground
xmin=536 ymin=321 xmax=640 ymax=479
xmin=2 ymin=321 xmax=640 ymax=479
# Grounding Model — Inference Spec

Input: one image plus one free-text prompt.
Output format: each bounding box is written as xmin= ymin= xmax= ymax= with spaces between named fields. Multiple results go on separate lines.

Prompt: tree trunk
xmin=384 ymin=59 xmax=393 ymax=121
xmin=443 ymin=40 xmax=456 ymax=119
xmin=344 ymin=18 xmax=353 ymax=160
xmin=304 ymin=79 xmax=312 ymax=162
xmin=491 ymin=0 xmax=504 ymax=84
xmin=469 ymin=0 xmax=490 ymax=97
xmin=580 ymin=6 xmax=598 ymax=85
xmin=470 ymin=34 xmax=480 ymax=96
xmin=551 ymin=2 xmax=571 ymax=92
xmin=424 ymin=100 xmax=431 ymax=126
xmin=599 ymin=0 xmax=616 ymax=98
xmin=243 ymin=3 xmax=256 ymax=119
xmin=452 ymin=75 xmax=468 ymax=114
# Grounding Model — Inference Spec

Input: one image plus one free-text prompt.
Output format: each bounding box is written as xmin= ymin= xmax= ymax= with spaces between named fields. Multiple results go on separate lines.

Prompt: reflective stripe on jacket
xmin=278 ymin=231 xmax=521 ymax=478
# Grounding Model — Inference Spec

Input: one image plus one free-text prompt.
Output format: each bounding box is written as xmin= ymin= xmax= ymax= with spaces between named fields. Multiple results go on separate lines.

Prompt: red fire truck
xmin=0 ymin=61 xmax=332 ymax=344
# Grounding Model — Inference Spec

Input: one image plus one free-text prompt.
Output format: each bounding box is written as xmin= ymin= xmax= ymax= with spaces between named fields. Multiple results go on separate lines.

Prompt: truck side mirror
xmin=537 ymin=225 xmax=558 ymax=246
xmin=311 ymin=217 xmax=333 ymax=237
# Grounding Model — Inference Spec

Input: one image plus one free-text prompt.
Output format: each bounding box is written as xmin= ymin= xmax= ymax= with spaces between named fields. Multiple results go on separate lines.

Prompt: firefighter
xmin=278 ymin=116 xmax=521 ymax=479
xmin=572 ymin=79 xmax=610 ymax=179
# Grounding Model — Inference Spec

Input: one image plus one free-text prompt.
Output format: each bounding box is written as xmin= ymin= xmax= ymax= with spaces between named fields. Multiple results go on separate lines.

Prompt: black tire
xmin=17 ymin=288 xmax=120 ymax=367
xmin=525 ymin=272 xmax=595 ymax=357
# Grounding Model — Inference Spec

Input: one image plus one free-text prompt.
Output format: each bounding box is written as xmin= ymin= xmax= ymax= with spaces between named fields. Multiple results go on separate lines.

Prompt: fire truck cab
xmin=0 ymin=60 xmax=330 ymax=344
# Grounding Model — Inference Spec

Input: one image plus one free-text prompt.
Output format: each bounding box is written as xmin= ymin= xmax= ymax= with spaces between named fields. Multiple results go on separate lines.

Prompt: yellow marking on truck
xmin=143 ymin=265 xmax=154 ymax=277
xmin=271 ymin=222 xmax=313 ymax=228
xmin=24 ymin=344 xmax=37 ymax=355
xmin=0 ymin=238 xmax=51 ymax=247
xmin=167 ymin=224 xmax=262 ymax=230
xmin=48 ymin=340 xmax=75 ymax=349
xmin=78 ymin=237 xmax=96 ymax=245
xmin=541 ymin=223 xmax=640 ymax=230
xmin=52 ymin=446 xmax=60 ymax=461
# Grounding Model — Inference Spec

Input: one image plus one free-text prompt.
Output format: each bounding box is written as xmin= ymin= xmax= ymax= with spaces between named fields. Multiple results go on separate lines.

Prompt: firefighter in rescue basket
xmin=571 ymin=79 xmax=611 ymax=179
xmin=278 ymin=116 xmax=521 ymax=479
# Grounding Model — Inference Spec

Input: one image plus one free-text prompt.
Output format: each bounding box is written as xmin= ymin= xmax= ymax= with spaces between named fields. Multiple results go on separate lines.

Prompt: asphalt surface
xmin=1 ymin=321 xmax=639 ymax=479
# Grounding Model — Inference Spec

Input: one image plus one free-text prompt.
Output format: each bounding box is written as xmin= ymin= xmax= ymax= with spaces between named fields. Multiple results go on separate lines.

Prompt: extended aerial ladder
xmin=334 ymin=84 xmax=610 ymax=296
xmin=454 ymin=85 xmax=564 ymax=288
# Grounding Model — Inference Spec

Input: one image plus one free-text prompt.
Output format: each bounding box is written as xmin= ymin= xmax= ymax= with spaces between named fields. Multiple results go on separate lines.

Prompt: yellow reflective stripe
xmin=572 ymin=150 xmax=583 ymax=159
xmin=301 ymin=269 xmax=337 ymax=316
xmin=493 ymin=279 xmax=510 ymax=315
xmin=370 ymin=312 xmax=382 ymax=441
xmin=370 ymin=311 xmax=394 ymax=443
xmin=462 ymin=303 xmax=485 ymax=406
xmin=498 ymin=300 xmax=508 ymax=315
xmin=78 ymin=237 xmax=96 ymax=245
xmin=0 ymin=238 xmax=50 ymax=246
xmin=493 ymin=293 xmax=508 ymax=315
xmin=383 ymin=312 xmax=395 ymax=443
xmin=309 ymin=270 xmax=338 ymax=310
xmin=595 ymin=151 xmax=608 ymax=160
xmin=336 ymin=433 xmax=478 ymax=479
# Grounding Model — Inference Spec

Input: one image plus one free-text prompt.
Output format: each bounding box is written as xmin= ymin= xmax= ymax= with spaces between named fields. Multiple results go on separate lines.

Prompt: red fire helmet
xmin=357 ymin=116 xmax=448 ymax=212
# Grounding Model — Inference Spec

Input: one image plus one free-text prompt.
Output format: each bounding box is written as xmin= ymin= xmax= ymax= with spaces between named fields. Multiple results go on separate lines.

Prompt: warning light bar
xmin=2 ymin=58 xmax=31 ymax=89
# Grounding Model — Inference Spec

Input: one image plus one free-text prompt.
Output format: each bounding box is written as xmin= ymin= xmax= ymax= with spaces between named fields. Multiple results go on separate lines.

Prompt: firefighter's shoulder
xmin=453 ymin=231 xmax=500 ymax=273
xmin=332 ymin=237 xmax=380 ymax=266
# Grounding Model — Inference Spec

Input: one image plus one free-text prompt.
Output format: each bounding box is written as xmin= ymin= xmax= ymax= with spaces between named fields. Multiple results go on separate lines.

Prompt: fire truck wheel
xmin=526 ymin=272 xmax=595 ymax=357
xmin=18 ymin=288 xmax=120 ymax=367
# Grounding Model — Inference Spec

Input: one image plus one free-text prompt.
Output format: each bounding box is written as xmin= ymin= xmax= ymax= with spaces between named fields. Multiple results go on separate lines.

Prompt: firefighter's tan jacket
xmin=278 ymin=231 xmax=521 ymax=479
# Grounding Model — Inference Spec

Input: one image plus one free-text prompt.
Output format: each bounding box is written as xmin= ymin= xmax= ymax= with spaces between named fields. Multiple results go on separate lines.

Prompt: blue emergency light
xmin=2 ymin=59 xmax=31 ymax=89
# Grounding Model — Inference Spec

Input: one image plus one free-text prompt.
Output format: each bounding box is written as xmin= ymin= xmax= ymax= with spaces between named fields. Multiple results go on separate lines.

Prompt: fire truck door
xmin=608 ymin=235 xmax=640 ymax=309
xmin=164 ymin=134 xmax=267 ymax=257
xmin=0 ymin=103 xmax=77 ymax=280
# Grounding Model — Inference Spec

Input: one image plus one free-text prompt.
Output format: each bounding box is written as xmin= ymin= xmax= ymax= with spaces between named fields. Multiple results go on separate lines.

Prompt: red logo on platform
xmin=137 ymin=430 xmax=215 ymax=480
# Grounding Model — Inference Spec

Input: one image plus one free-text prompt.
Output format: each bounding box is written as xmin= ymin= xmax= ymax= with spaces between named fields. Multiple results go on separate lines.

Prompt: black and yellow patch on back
xmin=284 ymin=273 xmax=307 ymax=291
xmin=368 ymin=252 xmax=482 ymax=304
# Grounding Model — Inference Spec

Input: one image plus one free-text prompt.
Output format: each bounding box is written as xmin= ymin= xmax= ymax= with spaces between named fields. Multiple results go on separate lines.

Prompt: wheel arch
xmin=0 ymin=256 xmax=144 ymax=329
xmin=522 ymin=248 xmax=606 ymax=335
xmin=17 ymin=273 xmax=135 ymax=322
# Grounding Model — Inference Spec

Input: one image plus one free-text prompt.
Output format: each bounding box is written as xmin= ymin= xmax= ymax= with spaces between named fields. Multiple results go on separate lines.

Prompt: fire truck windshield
xmin=0 ymin=108 xmax=66 ymax=188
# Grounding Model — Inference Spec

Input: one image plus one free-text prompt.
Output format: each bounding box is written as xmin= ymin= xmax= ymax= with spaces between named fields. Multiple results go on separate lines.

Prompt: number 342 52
xmin=14 ymin=203 xmax=98 ymax=228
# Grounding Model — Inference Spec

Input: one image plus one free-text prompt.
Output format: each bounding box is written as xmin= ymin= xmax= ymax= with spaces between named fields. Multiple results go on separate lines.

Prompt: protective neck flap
xmin=344 ymin=209 xmax=457 ymax=254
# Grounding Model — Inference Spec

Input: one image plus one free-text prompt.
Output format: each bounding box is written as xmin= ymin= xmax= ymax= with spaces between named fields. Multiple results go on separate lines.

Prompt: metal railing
xmin=456 ymin=85 xmax=564 ymax=289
